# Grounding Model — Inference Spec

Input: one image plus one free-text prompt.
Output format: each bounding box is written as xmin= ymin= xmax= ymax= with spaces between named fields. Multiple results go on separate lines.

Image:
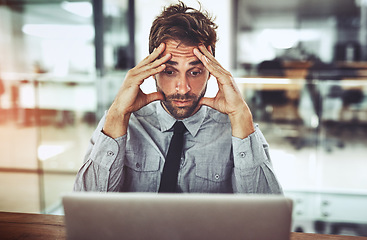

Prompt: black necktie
xmin=158 ymin=121 xmax=186 ymax=193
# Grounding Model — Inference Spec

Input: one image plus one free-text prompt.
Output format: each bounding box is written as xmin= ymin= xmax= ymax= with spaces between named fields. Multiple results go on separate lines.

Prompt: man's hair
xmin=149 ymin=1 xmax=218 ymax=56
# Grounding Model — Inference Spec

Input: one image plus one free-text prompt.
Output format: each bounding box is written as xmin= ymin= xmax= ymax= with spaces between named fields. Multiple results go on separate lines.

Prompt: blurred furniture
xmin=337 ymin=62 xmax=367 ymax=135
xmin=283 ymin=60 xmax=313 ymax=79
xmin=334 ymin=42 xmax=362 ymax=63
xmin=340 ymin=88 xmax=366 ymax=134
xmin=1 ymin=211 xmax=367 ymax=240
xmin=342 ymin=89 xmax=365 ymax=119
xmin=287 ymin=190 xmax=367 ymax=237
xmin=254 ymin=59 xmax=290 ymax=122
xmin=337 ymin=61 xmax=367 ymax=77
xmin=258 ymin=58 xmax=285 ymax=76
xmin=293 ymin=63 xmax=345 ymax=152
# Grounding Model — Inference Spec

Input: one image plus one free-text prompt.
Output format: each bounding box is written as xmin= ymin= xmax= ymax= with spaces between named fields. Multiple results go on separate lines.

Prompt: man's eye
xmin=163 ymin=70 xmax=174 ymax=75
xmin=190 ymin=70 xmax=202 ymax=76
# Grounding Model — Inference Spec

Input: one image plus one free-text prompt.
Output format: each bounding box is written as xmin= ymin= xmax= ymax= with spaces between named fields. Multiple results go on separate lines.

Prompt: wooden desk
xmin=1 ymin=211 xmax=367 ymax=240
xmin=0 ymin=212 xmax=65 ymax=239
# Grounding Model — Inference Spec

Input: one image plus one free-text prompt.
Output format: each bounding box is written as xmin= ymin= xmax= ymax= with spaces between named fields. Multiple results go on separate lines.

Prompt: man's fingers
xmin=208 ymin=45 xmax=213 ymax=55
xmin=147 ymin=53 xmax=171 ymax=69
xmin=198 ymin=44 xmax=216 ymax=62
xmin=145 ymin=91 xmax=164 ymax=105
xmin=199 ymin=97 xmax=215 ymax=109
xmin=197 ymin=45 xmax=228 ymax=74
xmin=136 ymin=42 xmax=166 ymax=68
xmin=135 ymin=53 xmax=171 ymax=81
xmin=194 ymin=48 xmax=222 ymax=78
xmin=130 ymin=49 xmax=171 ymax=84
xmin=135 ymin=64 xmax=167 ymax=84
xmin=193 ymin=48 xmax=210 ymax=68
xmin=146 ymin=42 xmax=166 ymax=62
xmin=194 ymin=46 xmax=232 ymax=85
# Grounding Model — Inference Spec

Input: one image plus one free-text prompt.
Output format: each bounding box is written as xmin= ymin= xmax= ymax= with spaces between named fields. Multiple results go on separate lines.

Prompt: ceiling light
xmin=61 ymin=1 xmax=93 ymax=18
xmin=22 ymin=24 xmax=94 ymax=40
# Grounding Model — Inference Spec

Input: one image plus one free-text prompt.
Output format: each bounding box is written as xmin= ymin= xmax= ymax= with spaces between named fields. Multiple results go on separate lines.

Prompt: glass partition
xmin=234 ymin=0 xmax=367 ymax=235
xmin=235 ymin=76 xmax=367 ymax=235
xmin=0 ymin=0 xmax=96 ymax=214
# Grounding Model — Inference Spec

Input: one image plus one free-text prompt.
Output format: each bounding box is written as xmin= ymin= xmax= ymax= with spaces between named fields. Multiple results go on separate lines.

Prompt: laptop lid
xmin=63 ymin=193 xmax=293 ymax=240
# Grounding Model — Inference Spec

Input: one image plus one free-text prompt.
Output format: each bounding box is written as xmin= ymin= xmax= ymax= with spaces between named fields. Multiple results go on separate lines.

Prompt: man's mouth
xmin=171 ymin=99 xmax=192 ymax=107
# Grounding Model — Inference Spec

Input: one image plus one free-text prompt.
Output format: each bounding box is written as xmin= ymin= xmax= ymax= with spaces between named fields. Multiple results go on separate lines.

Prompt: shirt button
xmin=107 ymin=151 xmax=114 ymax=156
xmin=214 ymin=174 xmax=220 ymax=180
xmin=136 ymin=163 xmax=141 ymax=169
xmin=240 ymin=152 xmax=246 ymax=158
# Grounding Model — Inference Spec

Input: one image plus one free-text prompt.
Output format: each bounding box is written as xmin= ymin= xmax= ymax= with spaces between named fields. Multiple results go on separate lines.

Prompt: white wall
xmin=237 ymin=14 xmax=337 ymax=65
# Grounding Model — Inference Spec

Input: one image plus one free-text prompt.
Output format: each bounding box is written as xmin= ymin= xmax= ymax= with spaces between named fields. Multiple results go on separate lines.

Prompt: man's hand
xmin=193 ymin=45 xmax=255 ymax=139
xmin=103 ymin=43 xmax=171 ymax=138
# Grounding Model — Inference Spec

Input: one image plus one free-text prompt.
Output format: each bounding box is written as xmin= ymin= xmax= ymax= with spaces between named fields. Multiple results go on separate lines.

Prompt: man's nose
xmin=176 ymin=75 xmax=191 ymax=94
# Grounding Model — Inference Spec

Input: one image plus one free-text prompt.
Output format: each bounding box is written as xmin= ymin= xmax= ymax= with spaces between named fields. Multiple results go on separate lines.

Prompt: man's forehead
xmin=163 ymin=40 xmax=197 ymax=58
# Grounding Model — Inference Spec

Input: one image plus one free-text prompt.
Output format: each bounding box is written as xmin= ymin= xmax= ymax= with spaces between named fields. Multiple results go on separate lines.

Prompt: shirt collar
xmin=157 ymin=102 xmax=207 ymax=137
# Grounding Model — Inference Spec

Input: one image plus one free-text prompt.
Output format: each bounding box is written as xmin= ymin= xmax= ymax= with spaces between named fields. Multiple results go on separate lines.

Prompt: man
xmin=74 ymin=2 xmax=282 ymax=194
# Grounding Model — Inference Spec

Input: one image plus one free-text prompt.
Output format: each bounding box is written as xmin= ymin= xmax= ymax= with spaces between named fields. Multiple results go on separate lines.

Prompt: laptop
xmin=63 ymin=193 xmax=293 ymax=240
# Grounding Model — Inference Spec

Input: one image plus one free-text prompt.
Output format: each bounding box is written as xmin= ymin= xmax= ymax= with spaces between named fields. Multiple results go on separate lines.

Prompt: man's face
xmin=155 ymin=40 xmax=210 ymax=119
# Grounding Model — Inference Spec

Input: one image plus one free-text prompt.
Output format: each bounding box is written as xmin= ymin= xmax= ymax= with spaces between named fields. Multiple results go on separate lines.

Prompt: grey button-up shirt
xmin=74 ymin=102 xmax=283 ymax=194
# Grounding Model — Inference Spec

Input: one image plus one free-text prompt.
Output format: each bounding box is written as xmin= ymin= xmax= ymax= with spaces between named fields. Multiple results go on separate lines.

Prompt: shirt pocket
xmin=194 ymin=162 xmax=233 ymax=193
xmin=123 ymin=150 xmax=161 ymax=192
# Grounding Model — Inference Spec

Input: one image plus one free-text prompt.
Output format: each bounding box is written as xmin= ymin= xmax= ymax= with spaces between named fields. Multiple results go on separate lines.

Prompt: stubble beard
xmin=157 ymin=85 xmax=207 ymax=119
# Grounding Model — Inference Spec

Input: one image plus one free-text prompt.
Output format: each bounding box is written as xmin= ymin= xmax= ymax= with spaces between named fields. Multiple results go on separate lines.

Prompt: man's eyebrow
xmin=166 ymin=60 xmax=178 ymax=66
xmin=165 ymin=60 xmax=203 ymax=66
xmin=189 ymin=60 xmax=203 ymax=66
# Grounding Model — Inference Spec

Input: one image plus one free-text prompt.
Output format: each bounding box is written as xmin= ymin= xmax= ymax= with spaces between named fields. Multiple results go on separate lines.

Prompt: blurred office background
xmin=0 ymin=0 xmax=367 ymax=236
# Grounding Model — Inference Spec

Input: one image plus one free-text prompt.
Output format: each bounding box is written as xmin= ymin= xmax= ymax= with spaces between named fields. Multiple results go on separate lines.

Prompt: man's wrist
xmin=103 ymin=109 xmax=131 ymax=139
xmin=228 ymin=107 xmax=255 ymax=139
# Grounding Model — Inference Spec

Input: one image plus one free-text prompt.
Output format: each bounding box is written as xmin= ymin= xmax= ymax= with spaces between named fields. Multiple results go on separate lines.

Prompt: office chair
xmin=340 ymin=88 xmax=366 ymax=135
